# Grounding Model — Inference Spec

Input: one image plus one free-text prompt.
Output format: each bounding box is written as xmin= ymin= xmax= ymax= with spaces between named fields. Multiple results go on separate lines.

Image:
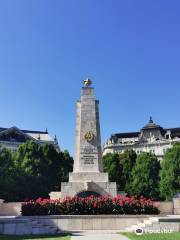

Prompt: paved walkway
xmin=71 ymin=230 xmax=129 ymax=240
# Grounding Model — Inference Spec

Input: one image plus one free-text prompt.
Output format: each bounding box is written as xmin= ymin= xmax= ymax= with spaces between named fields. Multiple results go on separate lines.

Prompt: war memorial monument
xmin=50 ymin=79 xmax=117 ymax=198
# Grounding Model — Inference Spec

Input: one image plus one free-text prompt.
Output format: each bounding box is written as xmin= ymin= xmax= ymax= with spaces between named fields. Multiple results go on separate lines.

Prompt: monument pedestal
xmin=61 ymin=181 xmax=116 ymax=198
xmin=50 ymin=80 xmax=117 ymax=199
xmin=69 ymin=172 xmax=109 ymax=182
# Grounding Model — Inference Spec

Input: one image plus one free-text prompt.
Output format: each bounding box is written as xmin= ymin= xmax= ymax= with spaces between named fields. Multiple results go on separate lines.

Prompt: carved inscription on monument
xmin=81 ymin=147 xmax=97 ymax=165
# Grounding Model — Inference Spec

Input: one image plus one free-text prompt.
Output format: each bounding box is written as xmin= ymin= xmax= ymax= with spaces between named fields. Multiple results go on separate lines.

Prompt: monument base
xmin=69 ymin=172 xmax=109 ymax=182
xmin=49 ymin=191 xmax=61 ymax=200
xmin=60 ymin=181 xmax=117 ymax=198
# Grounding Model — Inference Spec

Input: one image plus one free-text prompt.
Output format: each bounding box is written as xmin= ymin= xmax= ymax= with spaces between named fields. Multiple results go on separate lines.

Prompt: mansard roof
xmin=111 ymin=118 xmax=180 ymax=140
xmin=0 ymin=126 xmax=36 ymax=142
xmin=166 ymin=127 xmax=180 ymax=138
xmin=0 ymin=127 xmax=47 ymax=134
xmin=0 ymin=127 xmax=8 ymax=132
xmin=111 ymin=132 xmax=139 ymax=140
xmin=0 ymin=126 xmax=53 ymax=142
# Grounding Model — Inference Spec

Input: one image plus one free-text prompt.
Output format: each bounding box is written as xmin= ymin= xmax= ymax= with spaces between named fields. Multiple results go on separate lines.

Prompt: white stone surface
xmin=0 ymin=202 xmax=22 ymax=216
xmin=153 ymin=201 xmax=173 ymax=214
xmin=49 ymin=192 xmax=61 ymax=200
xmin=173 ymin=198 xmax=180 ymax=214
xmin=74 ymin=88 xmax=103 ymax=173
xmin=61 ymin=182 xmax=117 ymax=198
xmin=27 ymin=133 xmax=53 ymax=141
xmin=69 ymin=172 xmax=109 ymax=182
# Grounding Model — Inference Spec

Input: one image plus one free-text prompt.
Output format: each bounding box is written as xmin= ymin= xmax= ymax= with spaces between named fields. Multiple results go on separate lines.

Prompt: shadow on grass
xmin=0 ymin=234 xmax=71 ymax=240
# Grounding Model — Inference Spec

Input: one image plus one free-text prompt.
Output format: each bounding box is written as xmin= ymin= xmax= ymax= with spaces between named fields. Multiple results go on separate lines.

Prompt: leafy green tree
xmin=41 ymin=144 xmax=63 ymax=191
xmin=126 ymin=152 xmax=160 ymax=199
xmin=103 ymin=150 xmax=137 ymax=191
xmin=0 ymin=147 xmax=14 ymax=201
xmin=0 ymin=140 xmax=73 ymax=201
xmin=120 ymin=150 xmax=137 ymax=191
xmin=160 ymin=143 xmax=180 ymax=200
xmin=60 ymin=150 xmax=73 ymax=183
xmin=103 ymin=153 xmax=122 ymax=190
xmin=15 ymin=140 xmax=43 ymax=175
xmin=13 ymin=140 xmax=73 ymax=201
xmin=14 ymin=140 xmax=47 ymax=200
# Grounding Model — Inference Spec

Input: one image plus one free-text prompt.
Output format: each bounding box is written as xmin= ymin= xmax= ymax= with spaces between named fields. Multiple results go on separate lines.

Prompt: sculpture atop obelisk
xmin=60 ymin=79 xmax=117 ymax=198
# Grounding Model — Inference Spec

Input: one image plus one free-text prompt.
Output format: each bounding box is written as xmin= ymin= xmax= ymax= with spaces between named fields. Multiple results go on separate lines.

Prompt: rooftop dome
xmin=142 ymin=116 xmax=161 ymax=130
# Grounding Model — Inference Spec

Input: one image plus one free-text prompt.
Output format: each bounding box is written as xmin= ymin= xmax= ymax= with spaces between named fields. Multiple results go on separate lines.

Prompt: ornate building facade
xmin=103 ymin=117 xmax=180 ymax=160
xmin=0 ymin=126 xmax=60 ymax=152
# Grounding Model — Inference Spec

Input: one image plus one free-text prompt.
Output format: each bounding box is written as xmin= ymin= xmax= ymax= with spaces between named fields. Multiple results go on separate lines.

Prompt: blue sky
xmin=0 ymin=0 xmax=180 ymax=155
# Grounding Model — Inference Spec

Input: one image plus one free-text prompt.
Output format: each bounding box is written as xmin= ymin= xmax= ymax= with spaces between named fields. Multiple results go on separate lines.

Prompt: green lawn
xmin=0 ymin=235 xmax=71 ymax=240
xmin=122 ymin=232 xmax=180 ymax=240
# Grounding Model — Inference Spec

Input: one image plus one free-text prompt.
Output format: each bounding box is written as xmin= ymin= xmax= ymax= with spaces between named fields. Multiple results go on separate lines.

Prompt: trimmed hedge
xmin=21 ymin=195 xmax=159 ymax=215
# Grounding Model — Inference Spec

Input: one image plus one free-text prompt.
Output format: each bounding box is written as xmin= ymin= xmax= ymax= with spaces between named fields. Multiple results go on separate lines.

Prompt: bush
xmin=21 ymin=195 xmax=159 ymax=216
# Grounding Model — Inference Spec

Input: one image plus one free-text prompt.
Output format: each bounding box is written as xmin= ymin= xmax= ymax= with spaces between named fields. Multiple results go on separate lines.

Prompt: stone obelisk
xmin=59 ymin=79 xmax=117 ymax=198
xmin=73 ymin=78 xmax=103 ymax=174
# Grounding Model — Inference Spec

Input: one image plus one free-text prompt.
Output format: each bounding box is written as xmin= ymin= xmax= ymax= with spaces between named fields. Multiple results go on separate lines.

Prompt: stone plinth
xmin=69 ymin=172 xmax=109 ymax=182
xmin=61 ymin=182 xmax=117 ymax=198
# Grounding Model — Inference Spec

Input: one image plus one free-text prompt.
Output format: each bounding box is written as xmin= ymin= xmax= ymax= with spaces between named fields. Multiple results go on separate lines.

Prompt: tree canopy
xmin=1 ymin=140 xmax=180 ymax=202
xmin=103 ymin=153 xmax=122 ymax=190
xmin=126 ymin=152 xmax=160 ymax=199
xmin=120 ymin=150 xmax=137 ymax=191
xmin=0 ymin=140 xmax=73 ymax=201
xmin=160 ymin=143 xmax=180 ymax=200
xmin=103 ymin=150 xmax=136 ymax=191
xmin=0 ymin=146 xmax=14 ymax=200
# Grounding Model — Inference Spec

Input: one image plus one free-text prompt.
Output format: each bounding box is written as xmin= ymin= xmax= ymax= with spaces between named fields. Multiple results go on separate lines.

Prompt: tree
xmin=60 ymin=150 xmax=73 ymax=183
xmin=120 ymin=150 xmax=137 ymax=191
xmin=103 ymin=150 xmax=137 ymax=191
xmin=126 ymin=152 xmax=160 ymax=199
xmin=14 ymin=140 xmax=47 ymax=200
xmin=103 ymin=153 xmax=122 ymax=190
xmin=0 ymin=147 xmax=14 ymax=201
xmin=160 ymin=143 xmax=180 ymax=200
xmin=13 ymin=140 xmax=73 ymax=201
xmin=0 ymin=140 xmax=74 ymax=201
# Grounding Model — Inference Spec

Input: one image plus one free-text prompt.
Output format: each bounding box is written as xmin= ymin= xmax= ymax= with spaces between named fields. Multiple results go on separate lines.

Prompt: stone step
xmin=31 ymin=226 xmax=58 ymax=234
xmin=124 ymin=217 xmax=161 ymax=232
xmin=28 ymin=218 xmax=59 ymax=234
xmin=125 ymin=215 xmax=180 ymax=233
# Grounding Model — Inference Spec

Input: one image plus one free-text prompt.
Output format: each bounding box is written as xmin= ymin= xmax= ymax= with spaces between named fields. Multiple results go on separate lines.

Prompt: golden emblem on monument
xmin=84 ymin=131 xmax=94 ymax=142
xmin=84 ymin=78 xmax=92 ymax=87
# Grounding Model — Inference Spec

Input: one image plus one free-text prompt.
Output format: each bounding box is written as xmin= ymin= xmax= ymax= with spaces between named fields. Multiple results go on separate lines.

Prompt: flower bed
xmin=21 ymin=195 xmax=159 ymax=216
